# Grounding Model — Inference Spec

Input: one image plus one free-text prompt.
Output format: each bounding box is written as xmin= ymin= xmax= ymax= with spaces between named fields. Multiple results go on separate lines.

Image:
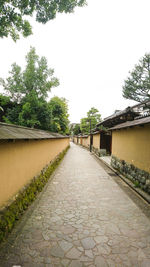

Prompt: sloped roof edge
xmin=97 ymin=107 xmax=139 ymax=127
xmin=110 ymin=116 xmax=150 ymax=130
xmin=0 ymin=122 xmax=69 ymax=140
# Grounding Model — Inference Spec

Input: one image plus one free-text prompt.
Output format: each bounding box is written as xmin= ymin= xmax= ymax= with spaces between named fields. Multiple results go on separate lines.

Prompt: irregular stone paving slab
xmin=59 ymin=240 xmax=73 ymax=252
xmin=0 ymin=143 xmax=150 ymax=266
xmin=61 ymin=259 xmax=70 ymax=266
xmin=69 ymin=260 xmax=83 ymax=267
xmin=50 ymin=245 xmax=64 ymax=258
xmin=61 ymin=225 xmax=76 ymax=234
xmin=65 ymin=247 xmax=82 ymax=259
xmin=81 ymin=237 xmax=96 ymax=249
xmin=95 ymin=255 xmax=108 ymax=267
xmin=85 ymin=249 xmax=94 ymax=258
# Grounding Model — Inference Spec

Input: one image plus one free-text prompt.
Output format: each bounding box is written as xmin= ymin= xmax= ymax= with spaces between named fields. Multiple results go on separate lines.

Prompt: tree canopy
xmin=0 ymin=47 xmax=59 ymax=103
xmin=0 ymin=47 xmax=69 ymax=133
xmin=70 ymin=123 xmax=81 ymax=135
xmin=48 ymin=96 xmax=70 ymax=134
xmin=123 ymin=53 xmax=150 ymax=102
xmin=0 ymin=0 xmax=86 ymax=41
xmin=80 ymin=107 xmax=101 ymax=134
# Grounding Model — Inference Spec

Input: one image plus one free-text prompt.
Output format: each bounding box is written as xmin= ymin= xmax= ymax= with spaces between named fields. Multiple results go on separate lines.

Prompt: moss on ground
xmin=0 ymin=145 xmax=70 ymax=243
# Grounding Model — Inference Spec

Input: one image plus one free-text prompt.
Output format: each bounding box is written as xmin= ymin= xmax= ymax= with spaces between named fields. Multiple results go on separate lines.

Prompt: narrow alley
xmin=0 ymin=143 xmax=150 ymax=267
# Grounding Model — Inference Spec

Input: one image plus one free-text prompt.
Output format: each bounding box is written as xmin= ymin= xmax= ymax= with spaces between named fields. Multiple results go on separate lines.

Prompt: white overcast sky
xmin=0 ymin=0 xmax=150 ymax=123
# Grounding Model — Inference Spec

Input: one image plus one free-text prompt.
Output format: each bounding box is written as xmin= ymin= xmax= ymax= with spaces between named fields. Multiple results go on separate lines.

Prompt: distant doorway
xmin=100 ymin=132 xmax=112 ymax=154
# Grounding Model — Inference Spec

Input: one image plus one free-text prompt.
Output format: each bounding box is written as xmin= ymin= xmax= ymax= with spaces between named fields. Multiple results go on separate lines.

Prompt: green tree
xmin=0 ymin=47 xmax=59 ymax=128
xmin=80 ymin=107 xmax=101 ymax=134
xmin=0 ymin=94 xmax=21 ymax=123
xmin=0 ymin=47 xmax=59 ymax=103
xmin=123 ymin=53 xmax=150 ymax=102
xmin=70 ymin=123 xmax=81 ymax=135
xmin=0 ymin=95 xmax=12 ymax=113
xmin=0 ymin=0 xmax=86 ymax=41
xmin=80 ymin=117 xmax=89 ymax=134
xmin=0 ymin=49 xmax=71 ymax=133
xmin=87 ymin=107 xmax=101 ymax=128
xmin=48 ymin=96 xmax=69 ymax=134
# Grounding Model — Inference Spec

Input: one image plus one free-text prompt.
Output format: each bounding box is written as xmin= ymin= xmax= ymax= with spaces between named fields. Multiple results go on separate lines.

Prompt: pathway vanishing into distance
xmin=0 ymin=143 xmax=150 ymax=267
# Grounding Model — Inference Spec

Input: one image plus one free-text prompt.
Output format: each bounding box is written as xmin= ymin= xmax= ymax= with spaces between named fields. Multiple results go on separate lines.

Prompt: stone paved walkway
xmin=0 ymin=143 xmax=150 ymax=267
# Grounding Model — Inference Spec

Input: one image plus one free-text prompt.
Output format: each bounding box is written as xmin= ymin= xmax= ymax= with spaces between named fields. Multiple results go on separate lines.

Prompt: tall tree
xmin=123 ymin=54 xmax=150 ymax=102
xmin=0 ymin=47 xmax=59 ymax=102
xmin=80 ymin=117 xmax=89 ymax=134
xmin=0 ymin=0 xmax=86 ymax=41
xmin=70 ymin=123 xmax=81 ymax=135
xmin=0 ymin=47 xmax=59 ymax=128
xmin=48 ymin=96 xmax=70 ymax=134
xmin=80 ymin=107 xmax=101 ymax=134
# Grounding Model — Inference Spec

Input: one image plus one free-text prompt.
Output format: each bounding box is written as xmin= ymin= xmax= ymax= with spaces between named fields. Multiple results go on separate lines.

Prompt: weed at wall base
xmin=0 ymin=145 xmax=70 ymax=243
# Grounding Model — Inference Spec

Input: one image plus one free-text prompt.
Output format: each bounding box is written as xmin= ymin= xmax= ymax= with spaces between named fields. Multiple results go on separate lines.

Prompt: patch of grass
xmin=134 ymin=180 xmax=140 ymax=188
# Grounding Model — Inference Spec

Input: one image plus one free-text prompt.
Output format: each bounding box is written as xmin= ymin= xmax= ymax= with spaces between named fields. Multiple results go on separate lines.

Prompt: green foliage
xmin=0 ymin=145 xmax=70 ymax=243
xmin=48 ymin=96 xmax=70 ymax=134
xmin=0 ymin=63 xmax=24 ymax=103
xmin=70 ymin=123 xmax=81 ymax=135
xmin=80 ymin=117 xmax=89 ymax=134
xmin=18 ymin=102 xmax=40 ymax=128
xmin=80 ymin=107 xmax=101 ymax=134
xmin=4 ymin=105 xmax=22 ymax=125
xmin=134 ymin=181 xmax=140 ymax=188
xmin=0 ymin=94 xmax=12 ymax=108
xmin=1 ymin=47 xmax=59 ymax=103
xmin=17 ymin=92 xmax=51 ymax=129
xmin=0 ymin=47 xmax=70 ymax=132
xmin=0 ymin=94 xmax=21 ymax=123
xmin=0 ymin=0 xmax=87 ymax=41
xmin=123 ymin=53 xmax=150 ymax=102
xmin=73 ymin=124 xmax=81 ymax=135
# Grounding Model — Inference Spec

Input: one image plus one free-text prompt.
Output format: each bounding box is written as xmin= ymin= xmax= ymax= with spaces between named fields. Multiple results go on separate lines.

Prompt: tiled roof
xmin=103 ymin=108 xmax=131 ymax=121
xmin=97 ymin=107 xmax=139 ymax=128
xmin=110 ymin=116 xmax=150 ymax=130
xmin=0 ymin=122 xmax=68 ymax=140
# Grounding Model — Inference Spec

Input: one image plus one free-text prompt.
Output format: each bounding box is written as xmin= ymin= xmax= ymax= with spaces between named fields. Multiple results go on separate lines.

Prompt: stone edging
xmin=111 ymin=156 xmax=150 ymax=194
xmin=92 ymin=153 xmax=150 ymax=205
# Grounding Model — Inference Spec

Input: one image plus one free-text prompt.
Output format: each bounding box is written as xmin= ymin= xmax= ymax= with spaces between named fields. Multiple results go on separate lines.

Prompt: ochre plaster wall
xmin=112 ymin=125 xmax=150 ymax=173
xmin=87 ymin=136 xmax=90 ymax=147
xmin=82 ymin=137 xmax=88 ymax=147
xmin=73 ymin=137 xmax=78 ymax=144
xmin=93 ymin=133 xmax=100 ymax=149
xmin=0 ymin=138 xmax=69 ymax=207
xmin=78 ymin=137 xmax=82 ymax=145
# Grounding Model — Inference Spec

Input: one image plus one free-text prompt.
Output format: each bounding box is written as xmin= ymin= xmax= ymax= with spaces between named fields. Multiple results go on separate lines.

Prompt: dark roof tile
xmin=110 ymin=116 xmax=150 ymax=130
xmin=0 ymin=123 xmax=68 ymax=140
